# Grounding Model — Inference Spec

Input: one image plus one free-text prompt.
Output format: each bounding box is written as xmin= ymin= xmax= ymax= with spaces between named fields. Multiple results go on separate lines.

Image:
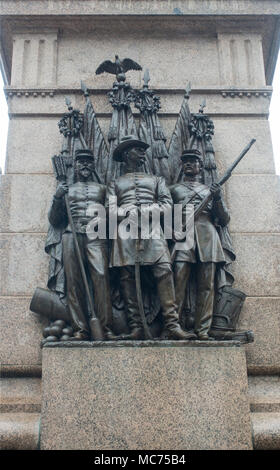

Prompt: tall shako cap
xmin=181 ymin=148 xmax=203 ymax=165
xmin=113 ymin=135 xmax=149 ymax=162
xmin=75 ymin=148 xmax=94 ymax=161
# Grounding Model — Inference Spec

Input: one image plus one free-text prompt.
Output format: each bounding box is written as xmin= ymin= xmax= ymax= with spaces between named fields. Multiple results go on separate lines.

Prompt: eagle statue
xmin=96 ymin=55 xmax=142 ymax=76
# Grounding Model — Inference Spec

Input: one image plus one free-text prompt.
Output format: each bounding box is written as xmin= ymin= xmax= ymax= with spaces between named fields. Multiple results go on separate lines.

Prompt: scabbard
xmin=135 ymin=239 xmax=153 ymax=340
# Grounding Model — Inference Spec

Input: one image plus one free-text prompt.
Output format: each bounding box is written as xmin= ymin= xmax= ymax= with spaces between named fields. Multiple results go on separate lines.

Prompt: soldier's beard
xmin=74 ymin=168 xmax=94 ymax=182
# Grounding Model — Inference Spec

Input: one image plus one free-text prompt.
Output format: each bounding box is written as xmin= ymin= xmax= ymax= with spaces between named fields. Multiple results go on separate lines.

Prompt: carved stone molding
xmin=4 ymin=86 xmax=273 ymax=100
xmin=220 ymin=90 xmax=272 ymax=99
xmin=217 ymin=33 xmax=266 ymax=88
xmin=10 ymin=30 xmax=58 ymax=87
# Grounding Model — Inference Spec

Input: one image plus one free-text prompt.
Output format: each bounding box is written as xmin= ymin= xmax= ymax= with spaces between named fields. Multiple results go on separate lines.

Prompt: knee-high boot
xmin=119 ymin=267 xmax=144 ymax=340
xmin=155 ymin=268 xmax=196 ymax=340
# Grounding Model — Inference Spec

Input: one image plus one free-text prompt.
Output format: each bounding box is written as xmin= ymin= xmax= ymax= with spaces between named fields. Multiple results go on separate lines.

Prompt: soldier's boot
xmin=196 ymin=334 xmax=215 ymax=341
xmin=104 ymin=327 xmax=119 ymax=341
xmin=195 ymin=262 xmax=216 ymax=341
xmin=156 ymin=271 xmax=197 ymax=341
xmin=119 ymin=270 xmax=144 ymax=340
xmin=67 ymin=330 xmax=90 ymax=341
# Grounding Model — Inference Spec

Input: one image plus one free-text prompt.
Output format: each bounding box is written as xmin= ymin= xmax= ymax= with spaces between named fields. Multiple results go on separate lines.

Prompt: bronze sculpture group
xmin=30 ymin=56 xmax=255 ymax=344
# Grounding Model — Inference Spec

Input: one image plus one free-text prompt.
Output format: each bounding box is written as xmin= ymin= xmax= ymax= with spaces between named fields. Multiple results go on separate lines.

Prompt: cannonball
xmin=60 ymin=335 xmax=71 ymax=341
xmin=49 ymin=325 xmax=62 ymax=337
xmin=43 ymin=326 xmax=51 ymax=338
xmin=45 ymin=335 xmax=59 ymax=342
xmin=62 ymin=327 xmax=73 ymax=336
xmin=54 ymin=319 xmax=66 ymax=329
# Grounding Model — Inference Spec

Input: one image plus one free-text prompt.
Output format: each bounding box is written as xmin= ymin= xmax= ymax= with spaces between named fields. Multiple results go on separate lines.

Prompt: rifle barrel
xmin=218 ymin=139 xmax=256 ymax=185
xmin=194 ymin=139 xmax=256 ymax=218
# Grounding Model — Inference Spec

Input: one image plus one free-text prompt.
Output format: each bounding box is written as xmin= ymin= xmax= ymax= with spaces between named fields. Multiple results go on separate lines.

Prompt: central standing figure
xmin=106 ymin=135 xmax=196 ymax=340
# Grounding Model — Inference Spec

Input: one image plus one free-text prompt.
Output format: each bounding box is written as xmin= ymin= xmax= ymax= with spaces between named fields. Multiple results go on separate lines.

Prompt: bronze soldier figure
xmin=106 ymin=135 xmax=196 ymax=340
xmin=170 ymin=149 xmax=230 ymax=340
xmin=48 ymin=149 xmax=114 ymax=340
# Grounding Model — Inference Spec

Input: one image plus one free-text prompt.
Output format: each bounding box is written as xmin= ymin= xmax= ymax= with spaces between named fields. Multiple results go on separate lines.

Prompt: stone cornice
xmin=0 ymin=1 xmax=280 ymax=17
xmin=1 ymin=10 xmax=279 ymax=85
xmin=4 ymin=85 xmax=272 ymax=119
xmin=4 ymin=85 xmax=273 ymax=98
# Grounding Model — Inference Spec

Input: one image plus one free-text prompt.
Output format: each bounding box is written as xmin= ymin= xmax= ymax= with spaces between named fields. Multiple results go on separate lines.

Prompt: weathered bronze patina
xmin=48 ymin=149 xmax=114 ymax=341
xmin=106 ymin=135 xmax=196 ymax=340
xmin=170 ymin=149 xmax=230 ymax=340
xmin=30 ymin=56 xmax=254 ymax=344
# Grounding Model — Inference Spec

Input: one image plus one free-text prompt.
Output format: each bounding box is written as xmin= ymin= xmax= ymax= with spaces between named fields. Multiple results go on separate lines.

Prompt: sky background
xmin=0 ymin=51 xmax=280 ymax=175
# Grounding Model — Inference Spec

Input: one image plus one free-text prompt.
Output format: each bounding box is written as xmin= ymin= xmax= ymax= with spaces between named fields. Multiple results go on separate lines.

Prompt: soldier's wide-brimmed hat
xmin=113 ymin=135 xmax=149 ymax=162
xmin=75 ymin=148 xmax=94 ymax=161
xmin=181 ymin=148 xmax=203 ymax=165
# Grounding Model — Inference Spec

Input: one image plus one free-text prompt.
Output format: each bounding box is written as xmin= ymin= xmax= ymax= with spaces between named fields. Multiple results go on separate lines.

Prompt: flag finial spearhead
xmin=185 ymin=82 xmax=192 ymax=99
xmin=81 ymin=81 xmax=89 ymax=97
xmin=143 ymin=69 xmax=150 ymax=88
xmin=199 ymin=98 xmax=206 ymax=113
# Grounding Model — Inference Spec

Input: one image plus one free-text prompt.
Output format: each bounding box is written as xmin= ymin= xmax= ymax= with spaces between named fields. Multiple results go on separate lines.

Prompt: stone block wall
xmin=0 ymin=1 xmax=280 ymax=375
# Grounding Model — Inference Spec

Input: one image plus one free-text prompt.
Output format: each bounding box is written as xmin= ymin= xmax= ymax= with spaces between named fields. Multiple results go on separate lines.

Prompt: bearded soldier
xmin=48 ymin=149 xmax=114 ymax=340
xmin=170 ymin=149 xmax=230 ymax=340
xmin=106 ymin=135 xmax=196 ymax=340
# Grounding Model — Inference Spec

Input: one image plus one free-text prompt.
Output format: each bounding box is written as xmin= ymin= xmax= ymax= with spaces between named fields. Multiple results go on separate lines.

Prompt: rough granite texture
xmin=227 ymin=175 xmax=280 ymax=233
xmin=40 ymin=343 xmax=252 ymax=450
xmin=1 ymin=0 xmax=279 ymax=17
xmin=0 ymin=297 xmax=46 ymax=367
xmin=231 ymin=233 xmax=280 ymax=297
xmin=0 ymin=234 xmax=49 ymax=296
xmin=0 ymin=378 xmax=41 ymax=413
xmin=238 ymin=297 xmax=280 ymax=374
xmin=249 ymin=376 xmax=280 ymax=412
xmin=252 ymin=412 xmax=280 ymax=450
xmin=0 ymin=174 xmax=55 ymax=233
xmin=0 ymin=413 xmax=40 ymax=450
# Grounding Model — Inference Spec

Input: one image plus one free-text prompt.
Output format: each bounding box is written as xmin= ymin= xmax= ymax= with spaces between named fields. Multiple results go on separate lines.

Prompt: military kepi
xmin=75 ymin=148 xmax=94 ymax=161
xmin=181 ymin=148 xmax=203 ymax=165
xmin=113 ymin=135 xmax=149 ymax=162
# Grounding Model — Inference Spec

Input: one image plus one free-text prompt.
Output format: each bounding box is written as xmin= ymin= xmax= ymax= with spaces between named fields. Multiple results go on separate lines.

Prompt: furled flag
xmin=81 ymin=81 xmax=109 ymax=183
xmin=168 ymin=82 xmax=192 ymax=183
xmin=105 ymin=75 xmax=138 ymax=181
xmin=135 ymin=69 xmax=170 ymax=182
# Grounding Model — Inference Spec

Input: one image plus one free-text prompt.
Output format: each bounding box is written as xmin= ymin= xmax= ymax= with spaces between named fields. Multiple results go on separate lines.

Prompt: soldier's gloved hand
xmin=210 ymin=183 xmax=222 ymax=201
xmin=55 ymin=182 xmax=68 ymax=199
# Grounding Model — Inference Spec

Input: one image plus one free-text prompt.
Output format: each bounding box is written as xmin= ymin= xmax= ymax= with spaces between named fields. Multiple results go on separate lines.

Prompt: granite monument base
xmin=40 ymin=341 xmax=252 ymax=450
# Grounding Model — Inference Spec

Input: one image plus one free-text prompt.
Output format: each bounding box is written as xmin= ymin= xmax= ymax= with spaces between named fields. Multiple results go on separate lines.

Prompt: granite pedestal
xmin=40 ymin=341 xmax=252 ymax=450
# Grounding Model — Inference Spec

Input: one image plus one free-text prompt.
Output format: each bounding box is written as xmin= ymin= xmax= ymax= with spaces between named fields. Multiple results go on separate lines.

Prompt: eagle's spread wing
xmin=122 ymin=58 xmax=142 ymax=73
xmin=96 ymin=60 xmax=117 ymax=75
